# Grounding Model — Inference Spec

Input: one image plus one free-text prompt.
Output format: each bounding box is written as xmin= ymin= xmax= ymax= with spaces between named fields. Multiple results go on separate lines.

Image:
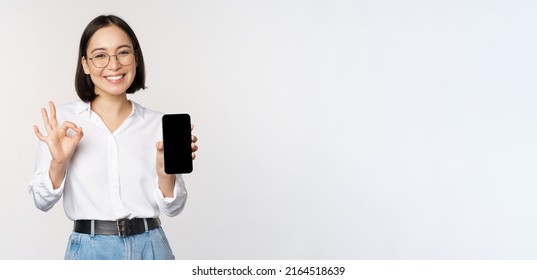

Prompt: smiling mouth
xmin=105 ymin=74 xmax=124 ymax=81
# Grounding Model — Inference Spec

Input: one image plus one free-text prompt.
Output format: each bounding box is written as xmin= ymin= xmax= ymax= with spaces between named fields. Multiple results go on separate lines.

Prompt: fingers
xmin=74 ymin=127 xmax=84 ymax=142
xmin=156 ymin=141 xmax=164 ymax=151
xmin=60 ymin=122 xmax=83 ymax=143
xmin=49 ymin=101 xmax=58 ymax=127
xmin=60 ymin=121 xmax=79 ymax=132
xmin=33 ymin=125 xmax=46 ymax=142
xmin=40 ymin=101 xmax=58 ymax=131
xmin=190 ymin=126 xmax=198 ymax=160
xmin=191 ymin=140 xmax=198 ymax=160
xmin=41 ymin=108 xmax=52 ymax=131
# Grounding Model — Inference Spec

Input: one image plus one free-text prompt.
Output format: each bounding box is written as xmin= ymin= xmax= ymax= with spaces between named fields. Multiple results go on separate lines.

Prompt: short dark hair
xmin=75 ymin=15 xmax=146 ymax=102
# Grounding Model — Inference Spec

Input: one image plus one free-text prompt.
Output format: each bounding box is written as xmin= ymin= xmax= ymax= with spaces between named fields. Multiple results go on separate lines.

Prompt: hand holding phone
xmin=162 ymin=114 xmax=193 ymax=174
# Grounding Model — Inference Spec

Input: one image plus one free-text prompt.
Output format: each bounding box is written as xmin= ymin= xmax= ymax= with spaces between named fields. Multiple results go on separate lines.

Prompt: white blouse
xmin=28 ymin=100 xmax=187 ymax=221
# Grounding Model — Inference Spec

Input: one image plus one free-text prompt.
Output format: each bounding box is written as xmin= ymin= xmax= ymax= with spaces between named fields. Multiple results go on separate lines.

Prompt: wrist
xmin=158 ymin=172 xmax=175 ymax=182
xmin=50 ymin=159 xmax=67 ymax=170
xmin=158 ymin=173 xmax=176 ymax=198
xmin=49 ymin=160 xmax=67 ymax=190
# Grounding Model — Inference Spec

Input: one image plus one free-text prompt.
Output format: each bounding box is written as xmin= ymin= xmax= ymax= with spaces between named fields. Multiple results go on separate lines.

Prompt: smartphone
xmin=162 ymin=114 xmax=193 ymax=174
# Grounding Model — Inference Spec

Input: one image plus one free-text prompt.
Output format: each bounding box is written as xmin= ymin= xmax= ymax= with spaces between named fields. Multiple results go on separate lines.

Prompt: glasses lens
xmin=92 ymin=53 xmax=109 ymax=68
xmin=117 ymin=51 xmax=134 ymax=66
xmin=91 ymin=51 xmax=134 ymax=68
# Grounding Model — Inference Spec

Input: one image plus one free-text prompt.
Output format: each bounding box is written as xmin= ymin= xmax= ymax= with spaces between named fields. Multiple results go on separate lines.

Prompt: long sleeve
xmin=28 ymin=100 xmax=190 ymax=220
xmin=154 ymin=174 xmax=188 ymax=217
xmin=28 ymin=140 xmax=66 ymax=212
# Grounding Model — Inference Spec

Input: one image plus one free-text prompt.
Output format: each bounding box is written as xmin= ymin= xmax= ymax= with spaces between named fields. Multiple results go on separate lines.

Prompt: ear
xmin=81 ymin=57 xmax=90 ymax=75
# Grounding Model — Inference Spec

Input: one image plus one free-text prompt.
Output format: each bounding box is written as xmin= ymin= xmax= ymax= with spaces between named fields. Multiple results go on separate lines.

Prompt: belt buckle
xmin=116 ymin=219 xmax=131 ymax=238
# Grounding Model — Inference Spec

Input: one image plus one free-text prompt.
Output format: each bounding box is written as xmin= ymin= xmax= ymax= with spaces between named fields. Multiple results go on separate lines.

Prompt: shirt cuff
xmin=44 ymin=168 xmax=66 ymax=195
xmin=155 ymin=177 xmax=180 ymax=203
xmin=154 ymin=175 xmax=188 ymax=217
xmin=28 ymin=168 xmax=66 ymax=212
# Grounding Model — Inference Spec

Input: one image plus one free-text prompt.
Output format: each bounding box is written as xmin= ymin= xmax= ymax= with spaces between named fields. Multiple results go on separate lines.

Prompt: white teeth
xmin=106 ymin=75 xmax=124 ymax=81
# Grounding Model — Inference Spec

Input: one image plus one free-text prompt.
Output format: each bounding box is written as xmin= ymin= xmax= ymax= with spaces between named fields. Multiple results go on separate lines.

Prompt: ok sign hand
xmin=33 ymin=101 xmax=84 ymax=166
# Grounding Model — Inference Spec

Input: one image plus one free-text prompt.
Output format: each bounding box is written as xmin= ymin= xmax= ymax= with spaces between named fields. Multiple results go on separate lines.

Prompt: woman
xmin=28 ymin=15 xmax=198 ymax=260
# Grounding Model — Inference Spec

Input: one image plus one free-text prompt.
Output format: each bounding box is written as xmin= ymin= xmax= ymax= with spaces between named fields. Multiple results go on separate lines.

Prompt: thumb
xmin=156 ymin=141 xmax=164 ymax=151
xmin=74 ymin=127 xmax=84 ymax=142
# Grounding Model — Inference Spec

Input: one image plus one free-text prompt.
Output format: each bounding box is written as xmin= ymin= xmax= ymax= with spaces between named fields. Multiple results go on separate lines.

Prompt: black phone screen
xmin=162 ymin=114 xmax=193 ymax=174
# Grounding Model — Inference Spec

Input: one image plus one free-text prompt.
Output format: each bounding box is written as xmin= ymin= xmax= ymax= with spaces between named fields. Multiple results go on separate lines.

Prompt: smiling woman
xmin=28 ymin=15 xmax=199 ymax=260
xmin=75 ymin=15 xmax=146 ymax=103
xmin=79 ymin=25 xmax=141 ymax=133
xmin=82 ymin=26 xmax=138 ymax=100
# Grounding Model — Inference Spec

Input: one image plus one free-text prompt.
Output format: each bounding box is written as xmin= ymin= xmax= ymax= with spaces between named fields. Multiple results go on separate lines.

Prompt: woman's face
xmin=82 ymin=25 xmax=137 ymax=99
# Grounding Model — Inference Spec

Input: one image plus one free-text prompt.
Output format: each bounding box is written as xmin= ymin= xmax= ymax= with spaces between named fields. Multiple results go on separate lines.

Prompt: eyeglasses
xmin=88 ymin=50 xmax=135 ymax=68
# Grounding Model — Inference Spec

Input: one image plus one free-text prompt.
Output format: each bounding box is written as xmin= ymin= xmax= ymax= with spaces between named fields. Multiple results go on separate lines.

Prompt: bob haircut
xmin=75 ymin=15 xmax=146 ymax=102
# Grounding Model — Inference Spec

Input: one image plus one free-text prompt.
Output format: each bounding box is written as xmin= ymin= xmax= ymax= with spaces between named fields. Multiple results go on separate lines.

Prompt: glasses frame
xmin=88 ymin=50 xmax=136 ymax=68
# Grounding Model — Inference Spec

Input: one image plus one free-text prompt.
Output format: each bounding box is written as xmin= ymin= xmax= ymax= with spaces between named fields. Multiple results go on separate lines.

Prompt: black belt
xmin=73 ymin=218 xmax=161 ymax=237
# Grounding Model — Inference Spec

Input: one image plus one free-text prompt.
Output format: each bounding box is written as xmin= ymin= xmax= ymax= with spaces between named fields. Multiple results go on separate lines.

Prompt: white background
xmin=1 ymin=0 xmax=536 ymax=259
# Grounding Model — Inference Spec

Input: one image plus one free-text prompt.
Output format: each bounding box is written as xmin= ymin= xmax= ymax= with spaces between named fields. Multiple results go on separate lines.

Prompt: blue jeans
xmin=64 ymin=227 xmax=175 ymax=260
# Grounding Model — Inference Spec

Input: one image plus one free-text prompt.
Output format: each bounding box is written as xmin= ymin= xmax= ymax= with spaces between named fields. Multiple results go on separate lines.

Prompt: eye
xmin=93 ymin=53 xmax=108 ymax=60
xmin=118 ymin=50 xmax=132 ymax=57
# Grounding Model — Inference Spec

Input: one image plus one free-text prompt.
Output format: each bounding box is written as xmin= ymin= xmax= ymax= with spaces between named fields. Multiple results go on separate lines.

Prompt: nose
xmin=107 ymin=55 xmax=121 ymax=70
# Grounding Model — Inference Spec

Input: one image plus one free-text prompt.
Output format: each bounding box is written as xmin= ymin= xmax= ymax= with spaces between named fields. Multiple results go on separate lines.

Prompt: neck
xmin=90 ymin=94 xmax=131 ymax=117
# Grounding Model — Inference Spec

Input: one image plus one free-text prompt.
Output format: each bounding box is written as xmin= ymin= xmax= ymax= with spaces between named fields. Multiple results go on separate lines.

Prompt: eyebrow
xmin=90 ymin=44 xmax=133 ymax=54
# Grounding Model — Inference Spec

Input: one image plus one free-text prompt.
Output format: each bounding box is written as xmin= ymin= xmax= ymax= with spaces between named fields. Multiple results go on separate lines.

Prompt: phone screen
xmin=162 ymin=114 xmax=193 ymax=174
